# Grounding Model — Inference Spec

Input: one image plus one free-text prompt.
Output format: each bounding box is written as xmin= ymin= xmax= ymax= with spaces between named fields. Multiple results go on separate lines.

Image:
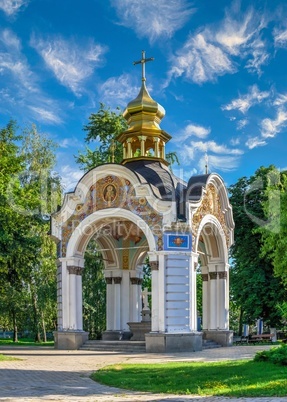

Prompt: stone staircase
xmin=79 ymin=340 xmax=146 ymax=353
xmin=80 ymin=338 xmax=222 ymax=353
xmin=202 ymin=339 xmax=222 ymax=349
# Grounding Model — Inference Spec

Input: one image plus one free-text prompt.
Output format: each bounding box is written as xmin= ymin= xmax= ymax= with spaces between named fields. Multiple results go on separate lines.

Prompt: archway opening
xmin=76 ymin=217 xmax=151 ymax=340
xmin=195 ymin=220 xmax=229 ymax=340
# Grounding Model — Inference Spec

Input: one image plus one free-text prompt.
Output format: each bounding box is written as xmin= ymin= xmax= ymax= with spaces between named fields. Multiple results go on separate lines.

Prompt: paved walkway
xmin=0 ymin=345 xmax=286 ymax=402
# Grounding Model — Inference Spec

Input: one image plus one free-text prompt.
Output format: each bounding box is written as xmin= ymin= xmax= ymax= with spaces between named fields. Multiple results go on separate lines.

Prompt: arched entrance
xmin=53 ymin=205 xmax=156 ymax=349
xmin=195 ymin=217 xmax=232 ymax=346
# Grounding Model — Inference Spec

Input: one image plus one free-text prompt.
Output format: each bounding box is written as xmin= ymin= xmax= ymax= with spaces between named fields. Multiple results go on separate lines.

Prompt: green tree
xmin=229 ymin=166 xmax=287 ymax=333
xmin=82 ymin=239 xmax=106 ymax=339
xmin=76 ymin=103 xmax=127 ymax=170
xmin=76 ymin=102 xmax=179 ymax=171
xmin=0 ymin=122 xmax=60 ymax=341
xmin=258 ymin=169 xmax=287 ymax=284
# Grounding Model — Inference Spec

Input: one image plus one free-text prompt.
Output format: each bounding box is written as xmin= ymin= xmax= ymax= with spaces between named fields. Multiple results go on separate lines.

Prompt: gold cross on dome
xmin=133 ymin=50 xmax=154 ymax=82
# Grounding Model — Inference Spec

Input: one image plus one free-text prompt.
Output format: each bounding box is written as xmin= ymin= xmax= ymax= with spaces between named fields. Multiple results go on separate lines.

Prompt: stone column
xmin=56 ymin=260 xmax=63 ymax=330
xmin=105 ymin=277 xmax=113 ymax=330
xmin=121 ymin=270 xmax=130 ymax=331
xmin=67 ymin=266 xmax=83 ymax=330
xmin=209 ymin=271 xmax=218 ymax=329
xmin=189 ymin=261 xmax=198 ymax=331
xmin=161 ymin=142 xmax=166 ymax=159
xmin=150 ymin=259 xmax=159 ymax=332
xmin=130 ymin=277 xmax=142 ymax=322
xmin=127 ymin=139 xmax=132 ymax=158
xmin=76 ymin=272 xmax=83 ymax=330
xmin=201 ymin=266 xmax=209 ymax=330
xmin=218 ymin=270 xmax=228 ymax=330
xmin=154 ymin=137 xmax=160 ymax=157
xmin=113 ymin=276 xmax=122 ymax=330
xmin=140 ymin=136 xmax=147 ymax=156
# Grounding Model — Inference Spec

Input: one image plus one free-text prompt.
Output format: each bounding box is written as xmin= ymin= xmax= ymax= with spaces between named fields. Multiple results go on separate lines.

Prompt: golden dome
xmin=117 ymin=51 xmax=171 ymax=165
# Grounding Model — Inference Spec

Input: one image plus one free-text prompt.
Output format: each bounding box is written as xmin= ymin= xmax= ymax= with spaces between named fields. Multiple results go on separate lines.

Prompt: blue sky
xmin=1 ymin=0 xmax=287 ymax=190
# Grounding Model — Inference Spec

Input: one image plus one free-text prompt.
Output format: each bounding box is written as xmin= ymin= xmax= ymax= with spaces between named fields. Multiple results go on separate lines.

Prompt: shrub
xmin=254 ymin=345 xmax=287 ymax=366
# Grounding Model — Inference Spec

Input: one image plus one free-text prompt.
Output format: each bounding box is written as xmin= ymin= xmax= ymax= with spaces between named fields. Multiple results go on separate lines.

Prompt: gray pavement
xmin=0 ymin=344 xmax=286 ymax=402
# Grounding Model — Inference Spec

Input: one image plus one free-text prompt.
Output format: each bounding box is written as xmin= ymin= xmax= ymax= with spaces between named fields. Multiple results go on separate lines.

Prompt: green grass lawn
xmin=0 ymin=338 xmax=54 ymax=347
xmin=0 ymin=354 xmax=20 ymax=361
xmin=92 ymin=360 xmax=287 ymax=397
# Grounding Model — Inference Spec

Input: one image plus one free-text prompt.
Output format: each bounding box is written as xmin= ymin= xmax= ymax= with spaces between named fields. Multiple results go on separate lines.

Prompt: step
xmin=79 ymin=340 xmax=146 ymax=353
xmin=202 ymin=339 xmax=222 ymax=349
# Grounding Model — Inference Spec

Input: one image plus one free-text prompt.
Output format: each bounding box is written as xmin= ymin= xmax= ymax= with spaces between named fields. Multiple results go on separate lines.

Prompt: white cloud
xmin=230 ymin=137 xmax=241 ymax=146
xmin=179 ymin=144 xmax=195 ymax=162
xmin=178 ymin=138 xmax=242 ymax=173
xmin=58 ymin=137 xmax=82 ymax=149
xmin=244 ymin=38 xmax=269 ymax=75
xmin=175 ymin=123 xmax=210 ymax=142
xmin=260 ymin=109 xmax=287 ymax=138
xmin=245 ymin=136 xmax=267 ymax=149
xmin=167 ymin=32 xmax=234 ymax=85
xmin=58 ymin=164 xmax=83 ymax=192
xmin=0 ymin=29 xmax=36 ymax=91
xmin=30 ymin=35 xmax=107 ymax=95
xmin=274 ymin=28 xmax=287 ymax=47
xmin=0 ymin=28 xmax=20 ymax=50
xmin=166 ymin=2 xmax=269 ymax=86
xmin=99 ymin=74 xmax=139 ymax=107
xmin=29 ymin=106 xmax=62 ymax=124
xmin=199 ymin=154 xmax=241 ymax=172
xmin=222 ymin=85 xmax=269 ymax=114
xmin=236 ymin=119 xmax=248 ymax=130
xmin=0 ymin=0 xmax=27 ymax=16
xmin=111 ymin=0 xmax=195 ymax=43
xmin=273 ymin=93 xmax=287 ymax=106
xmin=215 ymin=3 xmax=255 ymax=55
xmin=215 ymin=3 xmax=268 ymax=75
xmin=191 ymin=140 xmax=243 ymax=155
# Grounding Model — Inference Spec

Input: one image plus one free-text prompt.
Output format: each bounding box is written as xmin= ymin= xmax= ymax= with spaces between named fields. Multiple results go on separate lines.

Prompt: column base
xmin=145 ymin=332 xmax=202 ymax=353
xmin=203 ymin=330 xmax=233 ymax=346
xmin=128 ymin=321 xmax=151 ymax=341
xmin=54 ymin=330 xmax=89 ymax=350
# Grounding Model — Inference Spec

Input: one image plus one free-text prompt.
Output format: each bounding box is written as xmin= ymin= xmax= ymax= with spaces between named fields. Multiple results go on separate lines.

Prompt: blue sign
xmin=164 ymin=233 xmax=192 ymax=251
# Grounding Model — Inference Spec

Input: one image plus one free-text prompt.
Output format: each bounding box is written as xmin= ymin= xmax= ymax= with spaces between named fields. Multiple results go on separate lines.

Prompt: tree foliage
xmin=229 ymin=166 xmax=287 ymax=332
xmin=0 ymin=121 xmax=59 ymax=341
xmin=76 ymin=103 xmax=126 ymax=170
xmin=82 ymin=239 xmax=106 ymax=339
xmin=258 ymin=169 xmax=287 ymax=285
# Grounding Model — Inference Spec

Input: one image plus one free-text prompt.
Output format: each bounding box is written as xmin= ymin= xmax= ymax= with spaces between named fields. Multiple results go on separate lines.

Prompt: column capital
xmin=67 ymin=266 xmax=84 ymax=276
xmin=113 ymin=277 xmax=122 ymax=284
xmin=130 ymin=277 xmax=143 ymax=285
xmin=209 ymin=272 xmax=218 ymax=280
xmin=202 ymin=273 xmax=209 ymax=281
xmin=150 ymin=261 xmax=159 ymax=271
xmin=218 ymin=271 xmax=227 ymax=279
xmin=105 ymin=277 xmax=113 ymax=285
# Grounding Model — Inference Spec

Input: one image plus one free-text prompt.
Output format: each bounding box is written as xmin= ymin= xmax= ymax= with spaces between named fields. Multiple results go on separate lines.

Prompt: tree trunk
xmin=12 ymin=309 xmax=18 ymax=342
xmin=32 ymin=289 xmax=41 ymax=342
xmin=238 ymin=306 xmax=243 ymax=336
xmin=42 ymin=312 xmax=47 ymax=343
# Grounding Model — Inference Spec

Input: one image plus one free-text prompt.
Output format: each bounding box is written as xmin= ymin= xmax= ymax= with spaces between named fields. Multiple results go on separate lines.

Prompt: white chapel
xmin=51 ymin=52 xmax=235 ymax=352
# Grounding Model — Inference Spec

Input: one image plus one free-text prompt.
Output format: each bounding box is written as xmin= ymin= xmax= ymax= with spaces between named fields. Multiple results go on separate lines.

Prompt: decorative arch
xmin=66 ymin=208 xmax=156 ymax=258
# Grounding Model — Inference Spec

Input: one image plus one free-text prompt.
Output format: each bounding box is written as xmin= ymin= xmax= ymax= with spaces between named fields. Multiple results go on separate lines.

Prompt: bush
xmin=254 ymin=345 xmax=287 ymax=365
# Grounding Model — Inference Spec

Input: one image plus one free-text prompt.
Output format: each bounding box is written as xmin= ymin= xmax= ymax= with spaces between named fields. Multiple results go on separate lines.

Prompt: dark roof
xmin=125 ymin=160 xmax=186 ymax=201
xmin=187 ymin=174 xmax=210 ymax=201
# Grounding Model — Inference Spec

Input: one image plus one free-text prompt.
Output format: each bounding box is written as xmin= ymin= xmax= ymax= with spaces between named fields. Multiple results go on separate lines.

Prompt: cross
xmin=133 ymin=50 xmax=154 ymax=82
